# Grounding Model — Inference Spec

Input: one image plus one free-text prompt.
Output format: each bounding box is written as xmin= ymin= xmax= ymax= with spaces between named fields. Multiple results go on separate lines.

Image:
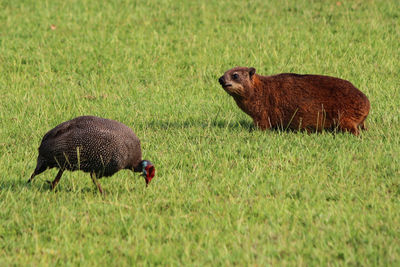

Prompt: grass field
xmin=0 ymin=0 xmax=399 ymax=265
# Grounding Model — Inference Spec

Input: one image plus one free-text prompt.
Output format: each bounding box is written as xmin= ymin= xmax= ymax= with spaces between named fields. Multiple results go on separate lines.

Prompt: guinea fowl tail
xmin=27 ymin=157 xmax=47 ymax=183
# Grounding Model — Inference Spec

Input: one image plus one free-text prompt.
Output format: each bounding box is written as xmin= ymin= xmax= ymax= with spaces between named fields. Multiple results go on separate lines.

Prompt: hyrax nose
xmin=218 ymin=76 xmax=225 ymax=85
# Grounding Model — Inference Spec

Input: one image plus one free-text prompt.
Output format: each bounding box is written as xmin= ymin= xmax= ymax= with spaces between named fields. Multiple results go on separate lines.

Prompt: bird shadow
xmin=0 ymin=178 xmax=42 ymax=192
xmin=0 ymin=177 xmax=102 ymax=195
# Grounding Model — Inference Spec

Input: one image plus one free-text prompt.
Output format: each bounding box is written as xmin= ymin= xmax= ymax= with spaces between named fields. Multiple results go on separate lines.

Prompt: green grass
xmin=1 ymin=0 xmax=399 ymax=265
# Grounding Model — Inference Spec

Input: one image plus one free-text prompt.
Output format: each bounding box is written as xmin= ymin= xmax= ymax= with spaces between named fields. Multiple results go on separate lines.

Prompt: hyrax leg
xmin=339 ymin=119 xmax=359 ymax=136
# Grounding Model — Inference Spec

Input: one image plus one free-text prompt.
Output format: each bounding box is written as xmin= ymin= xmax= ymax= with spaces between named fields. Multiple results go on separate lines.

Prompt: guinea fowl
xmin=27 ymin=116 xmax=155 ymax=194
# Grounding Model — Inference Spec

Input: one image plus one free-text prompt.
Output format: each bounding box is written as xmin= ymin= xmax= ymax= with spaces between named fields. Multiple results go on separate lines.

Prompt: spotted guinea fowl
xmin=27 ymin=116 xmax=155 ymax=194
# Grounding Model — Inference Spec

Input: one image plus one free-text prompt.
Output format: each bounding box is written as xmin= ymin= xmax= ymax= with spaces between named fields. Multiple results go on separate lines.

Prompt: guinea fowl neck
xmin=133 ymin=160 xmax=144 ymax=172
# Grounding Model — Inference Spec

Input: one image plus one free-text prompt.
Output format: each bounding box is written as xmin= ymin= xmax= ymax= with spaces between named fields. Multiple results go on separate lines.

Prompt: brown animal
xmin=218 ymin=67 xmax=370 ymax=135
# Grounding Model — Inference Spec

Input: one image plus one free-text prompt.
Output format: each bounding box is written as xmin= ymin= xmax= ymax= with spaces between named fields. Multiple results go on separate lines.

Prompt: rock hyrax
xmin=218 ymin=67 xmax=370 ymax=135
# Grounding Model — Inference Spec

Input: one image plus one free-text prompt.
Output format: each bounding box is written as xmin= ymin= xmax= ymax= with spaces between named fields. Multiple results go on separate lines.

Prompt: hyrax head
xmin=218 ymin=67 xmax=256 ymax=98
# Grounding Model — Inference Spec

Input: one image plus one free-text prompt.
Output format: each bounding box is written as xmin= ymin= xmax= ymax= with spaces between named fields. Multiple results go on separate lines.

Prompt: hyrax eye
xmin=232 ymin=73 xmax=239 ymax=80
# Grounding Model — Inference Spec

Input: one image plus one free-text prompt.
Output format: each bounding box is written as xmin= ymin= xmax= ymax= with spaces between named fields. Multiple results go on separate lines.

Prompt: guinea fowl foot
xmin=46 ymin=180 xmax=54 ymax=189
xmin=90 ymin=173 xmax=105 ymax=197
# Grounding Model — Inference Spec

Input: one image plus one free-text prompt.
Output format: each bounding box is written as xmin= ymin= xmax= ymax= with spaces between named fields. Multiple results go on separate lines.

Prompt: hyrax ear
xmin=249 ymin=67 xmax=256 ymax=78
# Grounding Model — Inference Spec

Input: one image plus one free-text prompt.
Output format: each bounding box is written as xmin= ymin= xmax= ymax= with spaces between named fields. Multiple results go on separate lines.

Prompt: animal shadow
xmin=0 ymin=179 xmax=28 ymax=192
xmin=0 ymin=176 xmax=102 ymax=195
xmin=146 ymin=119 xmax=255 ymax=131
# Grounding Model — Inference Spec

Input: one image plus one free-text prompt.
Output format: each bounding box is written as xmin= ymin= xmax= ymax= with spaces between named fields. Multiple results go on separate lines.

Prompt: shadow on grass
xmin=0 ymin=178 xmax=56 ymax=193
xmin=145 ymin=119 xmax=256 ymax=131
xmin=143 ymin=119 xmax=349 ymax=136
xmin=0 ymin=179 xmax=29 ymax=192
xmin=143 ymin=119 xmax=344 ymax=136
xmin=0 ymin=177 xmax=101 ymax=195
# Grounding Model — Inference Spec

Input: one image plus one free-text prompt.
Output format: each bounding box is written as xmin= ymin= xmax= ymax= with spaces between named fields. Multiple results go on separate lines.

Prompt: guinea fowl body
xmin=36 ymin=116 xmax=142 ymax=177
xmin=28 ymin=116 xmax=155 ymax=193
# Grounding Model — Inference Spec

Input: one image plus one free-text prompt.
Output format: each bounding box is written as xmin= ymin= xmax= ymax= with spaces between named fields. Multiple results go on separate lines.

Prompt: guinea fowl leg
xmin=27 ymin=172 xmax=36 ymax=184
xmin=90 ymin=172 xmax=104 ymax=195
xmin=47 ymin=169 xmax=64 ymax=190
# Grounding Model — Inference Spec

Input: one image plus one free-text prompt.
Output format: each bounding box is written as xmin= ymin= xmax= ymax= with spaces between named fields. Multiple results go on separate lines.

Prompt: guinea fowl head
xmin=141 ymin=160 xmax=155 ymax=186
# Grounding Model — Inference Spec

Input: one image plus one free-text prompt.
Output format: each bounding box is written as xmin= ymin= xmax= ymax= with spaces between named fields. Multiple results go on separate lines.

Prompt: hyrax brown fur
xmin=218 ymin=67 xmax=370 ymax=135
